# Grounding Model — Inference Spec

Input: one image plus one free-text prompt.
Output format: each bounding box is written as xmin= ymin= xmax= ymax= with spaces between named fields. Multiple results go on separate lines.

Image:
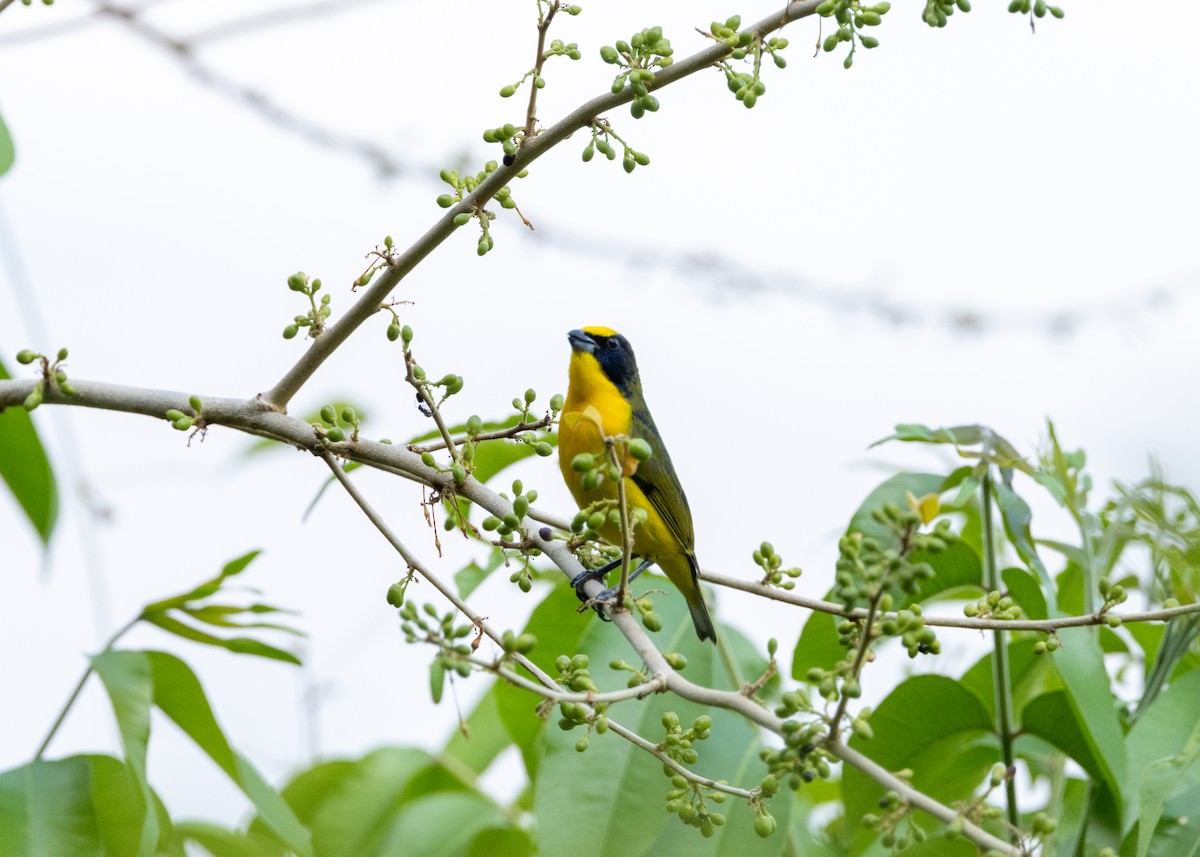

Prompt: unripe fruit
xmin=754 ymin=813 xmax=776 ymax=837
xmin=627 ymin=438 xmax=653 ymax=460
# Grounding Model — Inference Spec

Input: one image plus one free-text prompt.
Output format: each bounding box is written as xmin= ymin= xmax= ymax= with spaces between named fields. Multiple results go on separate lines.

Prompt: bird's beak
xmin=567 ymin=329 xmax=596 ymax=354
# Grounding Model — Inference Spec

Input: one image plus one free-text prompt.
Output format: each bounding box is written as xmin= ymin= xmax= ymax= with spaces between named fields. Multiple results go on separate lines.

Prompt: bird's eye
xmin=607 ymin=339 xmax=620 ymax=350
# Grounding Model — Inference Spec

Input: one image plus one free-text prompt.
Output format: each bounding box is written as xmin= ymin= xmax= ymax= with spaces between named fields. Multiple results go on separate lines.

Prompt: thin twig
xmin=408 ymin=415 xmax=552 ymax=453
xmin=34 ymin=614 xmax=140 ymax=760
xmin=699 ymin=568 xmax=1200 ymax=631
xmin=610 ymin=441 xmax=634 ymax=609
xmin=828 ymin=592 xmax=880 ymax=741
xmin=403 ymin=347 xmax=461 ymax=464
xmin=521 ymin=0 xmax=560 ymax=142
xmin=982 ymin=470 xmax=1020 ymax=838
xmin=605 ymin=718 xmax=758 ymax=800
xmin=466 ymin=655 xmax=666 ymax=704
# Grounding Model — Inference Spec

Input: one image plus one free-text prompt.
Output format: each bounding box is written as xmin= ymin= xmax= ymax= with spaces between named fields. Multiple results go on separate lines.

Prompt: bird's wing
xmin=629 ymin=404 xmax=696 ymax=552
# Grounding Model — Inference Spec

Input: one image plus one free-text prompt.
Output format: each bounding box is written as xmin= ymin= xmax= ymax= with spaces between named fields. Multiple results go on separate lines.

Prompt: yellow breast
xmin=557 ymin=352 xmax=677 ymax=561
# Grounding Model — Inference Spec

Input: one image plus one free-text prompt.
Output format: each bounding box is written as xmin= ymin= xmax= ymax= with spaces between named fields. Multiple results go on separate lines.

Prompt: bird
xmin=557 ymin=326 xmax=716 ymax=643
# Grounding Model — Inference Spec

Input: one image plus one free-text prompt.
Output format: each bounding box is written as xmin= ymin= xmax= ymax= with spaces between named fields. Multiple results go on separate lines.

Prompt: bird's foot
xmin=573 ymin=558 xmax=655 ymax=620
xmin=571 ymin=558 xmax=621 ymax=608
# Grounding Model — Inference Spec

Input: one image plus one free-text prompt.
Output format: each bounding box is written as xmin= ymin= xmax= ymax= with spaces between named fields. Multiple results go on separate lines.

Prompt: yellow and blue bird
xmin=558 ymin=326 xmax=716 ymax=643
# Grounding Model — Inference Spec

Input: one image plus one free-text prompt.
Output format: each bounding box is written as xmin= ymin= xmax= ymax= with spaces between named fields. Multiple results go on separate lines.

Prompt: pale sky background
xmin=1 ymin=0 xmax=1199 ymax=830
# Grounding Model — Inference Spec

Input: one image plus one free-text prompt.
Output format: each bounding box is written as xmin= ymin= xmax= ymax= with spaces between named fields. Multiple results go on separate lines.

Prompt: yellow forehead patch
xmin=582 ymin=325 xmax=619 ymax=337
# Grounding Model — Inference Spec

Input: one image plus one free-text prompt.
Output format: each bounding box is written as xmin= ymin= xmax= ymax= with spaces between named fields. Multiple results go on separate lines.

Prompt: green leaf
xmin=1049 ymin=777 xmax=1092 ymax=857
xmin=142 ymin=613 xmax=300 ymax=665
xmin=443 ymin=684 xmax=515 ymax=775
xmin=0 ymin=755 xmax=171 ymax=857
xmin=1019 ymin=691 xmax=1109 ymax=794
xmin=904 ymin=539 xmax=982 ymax=604
xmin=0 ymin=111 xmax=14 ymax=177
xmin=871 ymin=423 xmax=985 ymax=447
xmin=92 ymin=650 xmax=312 ymax=857
xmin=429 ymin=660 xmax=445 ymax=704
xmin=531 ymin=585 xmax=749 ymax=857
xmin=784 ymin=790 xmax=845 ymax=857
xmin=495 ymin=580 xmax=595 ymax=778
xmin=374 ymin=792 xmax=509 ymax=857
xmin=791 ymin=610 xmax=841 ymax=680
xmin=1137 ymin=723 xmax=1200 ymax=857
xmin=993 ymin=478 xmax=1056 ymax=595
xmin=642 ymin=738 xmax=793 ymax=857
xmin=1141 ymin=815 xmax=1200 ymax=857
xmin=1001 ymin=566 xmax=1047 ymax=620
xmin=1126 ymin=670 xmax=1200 ymax=841
xmin=181 ymin=604 xmax=302 ymax=635
xmin=846 ymin=473 xmax=947 ymax=544
xmin=0 ymin=357 xmax=58 ymax=545
xmin=794 ymin=472 xmax=980 ymax=681
xmin=842 ymin=675 xmax=998 ymax=838
xmin=870 ymin=424 xmax=1030 ymax=472
xmin=849 ymin=472 xmax=982 ymax=604
xmin=455 ymin=549 xmax=506 ymax=600
xmin=88 ymin=649 xmax=159 ymax=856
xmin=141 ymin=550 xmax=263 ymax=614
xmin=465 ymin=827 xmax=534 ymax=857
xmin=1051 ymin=627 xmax=1128 ymax=809
xmin=266 ymin=747 xmax=478 ymax=857
xmin=960 ymin=638 xmax=1059 ymax=720
xmin=173 ymin=820 xmax=282 ymax=857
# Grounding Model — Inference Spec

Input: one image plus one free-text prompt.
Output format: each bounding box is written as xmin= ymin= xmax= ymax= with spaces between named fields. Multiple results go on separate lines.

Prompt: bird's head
xmin=567 ymin=326 xmax=639 ymax=394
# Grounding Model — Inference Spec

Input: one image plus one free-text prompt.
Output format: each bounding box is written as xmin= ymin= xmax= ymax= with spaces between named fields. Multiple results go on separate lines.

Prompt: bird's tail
xmin=684 ymin=554 xmax=717 ymax=644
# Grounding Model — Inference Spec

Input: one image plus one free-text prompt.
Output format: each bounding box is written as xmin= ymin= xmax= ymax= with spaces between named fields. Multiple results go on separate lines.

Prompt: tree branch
xmin=258 ymin=0 xmax=824 ymax=410
xmin=700 ymin=568 xmax=1200 ymax=630
xmin=0 ymin=375 xmax=1024 ymax=854
xmin=321 ymin=452 xmax=750 ymax=801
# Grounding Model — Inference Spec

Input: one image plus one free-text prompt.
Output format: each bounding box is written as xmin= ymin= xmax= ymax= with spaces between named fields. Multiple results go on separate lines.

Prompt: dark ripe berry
xmin=503 ymin=153 xmax=516 ymax=166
